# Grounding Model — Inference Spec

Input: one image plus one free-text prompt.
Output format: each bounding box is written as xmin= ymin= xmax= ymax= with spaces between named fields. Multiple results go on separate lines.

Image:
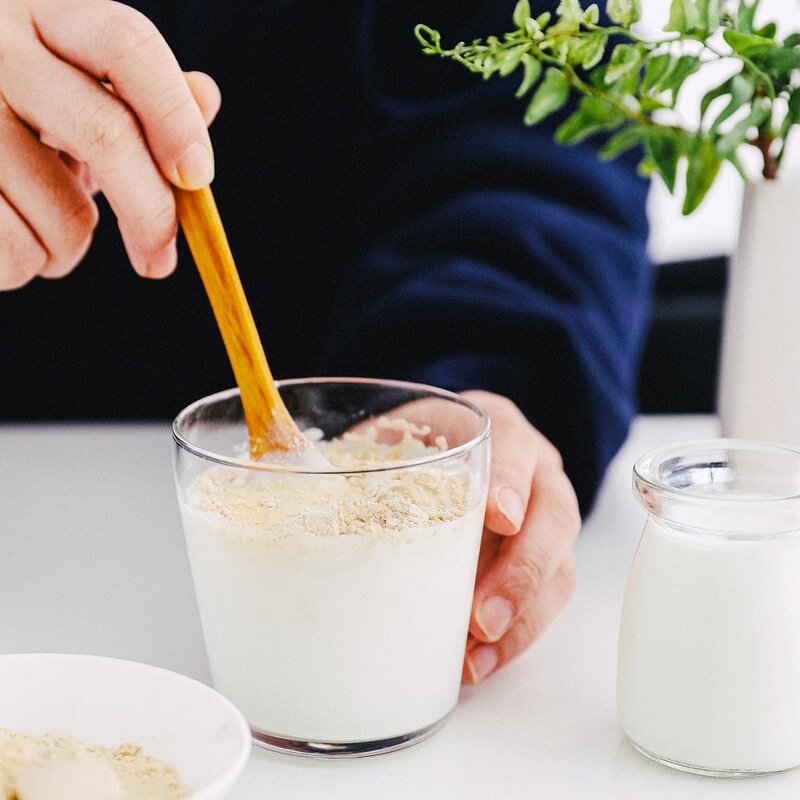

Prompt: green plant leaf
xmin=787 ymin=88 xmax=800 ymax=125
xmin=643 ymin=54 xmax=699 ymax=100
xmin=607 ymin=0 xmax=641 ymax=26
xmin=714 ymin=98 xmax=771 ymax=155
xmin=777 ymin=89 xmax=800 ymax=162
xmin=784 ymin=33 xmax=800 ymax=48
xmin=684 ymin=136 xmax=721 ymax=213
xmin=605 ymin=43 xmax=644 ymax=84
xmin=515 ymin=54 xmax=543 ymax=97
xmin=639 ymin=96 xmax=669 ymax=112
xmin=583 ymin=3 xmax=601 ymax=25
xmin=567 ymin=35 xmax=608 ymax=69
xmin=666 ymin=0 xmax=701 ymax=34
xmin=481 ymin=55 xmax=497 ymax=79
xmin=762 ymin=46 xmax=800 ymax=82
xmin=696 ymin=0 xmax=722 ymax=32
xmin=513 ymin=0 xmax=531 ymax=28
xmin=755 ymin=21 xmax=777 ymax=39
xmin=550 ymin=0 xmax=583 ymax=33
xmin=644 ymin=128 xmax=683 ymax=192
xmin=735 ymin=0 xmax=761 ymax=34
xmin=662 ymin=55 xmax=701 ymax=104
xmin=557 ymin=0 xmax=583 ymax=22
xmin=642 ymin=53 xmax=675 ymax=93
xmin=498 ymin=44 xmax=531 ymax=76
xmin=723 ymin=29 xmax=774 ymax=55
xmin=700 ymin=74 xmax=744 ymax=117
xmin=524 ymin=68 xmax=570 ymax=125
xmin=582 ymin=36 xmax=608 ymax=69
xmin=555 ymin=96 xmax=625 ymax=144
xmin=703 ymin=74 xmax=755 ymax=133
xmin=726 ymin=150 xmax=749 ymax=181
xmin=599 ymin=124 xmax=647 ymax=159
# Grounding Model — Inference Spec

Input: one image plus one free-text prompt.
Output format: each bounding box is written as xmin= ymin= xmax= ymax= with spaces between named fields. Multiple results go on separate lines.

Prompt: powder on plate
xmin=0 ymin=728 xmax=189 ymax=800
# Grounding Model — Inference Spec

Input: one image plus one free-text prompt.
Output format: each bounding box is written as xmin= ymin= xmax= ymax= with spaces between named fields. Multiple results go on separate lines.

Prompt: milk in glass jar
xmin=618 ymin=439 xmax=800 ymax=776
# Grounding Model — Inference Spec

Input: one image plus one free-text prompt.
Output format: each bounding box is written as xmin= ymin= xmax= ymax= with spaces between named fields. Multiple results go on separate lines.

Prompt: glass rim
xmin=634 ymin=437 xmax=800 ymax=505
xmin=172 ymin=376 xmax=492 ymax=475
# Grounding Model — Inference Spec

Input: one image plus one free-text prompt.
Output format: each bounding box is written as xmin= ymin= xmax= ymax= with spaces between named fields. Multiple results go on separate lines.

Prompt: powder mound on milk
xmin=0 ymin=728 xmax=189 ymax=800
xmin=190 ymin=416 xmax=472 ymax=537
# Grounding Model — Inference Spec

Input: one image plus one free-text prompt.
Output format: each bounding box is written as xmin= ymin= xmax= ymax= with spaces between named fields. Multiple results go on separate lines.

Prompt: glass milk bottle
xmin=618 ymin=440 xmax=800 ymax=776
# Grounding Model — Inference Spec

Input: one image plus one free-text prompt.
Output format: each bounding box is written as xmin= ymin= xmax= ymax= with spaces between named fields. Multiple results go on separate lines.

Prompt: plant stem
xmin=756 ymin=131 xmax=778 ymax=179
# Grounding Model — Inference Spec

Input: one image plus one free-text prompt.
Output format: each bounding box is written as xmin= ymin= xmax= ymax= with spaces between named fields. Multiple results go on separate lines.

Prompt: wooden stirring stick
xmin=176 ymin=186 xmax=308 ymax=460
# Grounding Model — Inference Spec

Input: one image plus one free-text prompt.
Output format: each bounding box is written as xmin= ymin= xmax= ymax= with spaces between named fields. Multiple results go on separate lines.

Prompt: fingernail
xmin=175 ymin=141 xmax=215 ymax=189
xmin=468 ymin=645 xmax=499 ymax=683
xmin=145 ymin=240 xmax=177 ymax=278
xmin=497 ymin=485 xmax=525 ymax=531
xmin=477 ymin=595 xmax=514 ymax=641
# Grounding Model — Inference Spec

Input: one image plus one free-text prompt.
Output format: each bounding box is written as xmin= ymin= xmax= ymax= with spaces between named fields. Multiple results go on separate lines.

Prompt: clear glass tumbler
xmin=173 ymin=378 xmax=490 ymax=758
xmin=618 ymin=439 xmax=800 ymax=777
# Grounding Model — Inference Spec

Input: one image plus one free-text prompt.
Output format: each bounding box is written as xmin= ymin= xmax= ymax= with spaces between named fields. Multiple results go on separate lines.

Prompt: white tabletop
xmin=3 ymin=415 xmax=799 ymax=799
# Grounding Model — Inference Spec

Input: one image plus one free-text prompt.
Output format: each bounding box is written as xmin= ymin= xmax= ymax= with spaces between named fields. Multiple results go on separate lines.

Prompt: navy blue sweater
xmin=0 ymin=1 xmax=652 ymax=512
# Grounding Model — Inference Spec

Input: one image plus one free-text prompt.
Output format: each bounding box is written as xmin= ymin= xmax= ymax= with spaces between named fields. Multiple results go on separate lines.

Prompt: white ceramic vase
xmin=717 ymin=179 xmax=800 ymax=448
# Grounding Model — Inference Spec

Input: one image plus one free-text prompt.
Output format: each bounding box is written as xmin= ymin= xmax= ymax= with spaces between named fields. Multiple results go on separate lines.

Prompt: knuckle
xmin=127 ymin=194 xmax=176 ymax=250
xmin=152 ymin=90 xmax=194 ymax=131
xmin=81 ymin=94 xmax=140 ymax=160
xmin=476 ymin=391 xmax=520 ymax=419
xmin=504 ymin=551 xmax=547 ymax=599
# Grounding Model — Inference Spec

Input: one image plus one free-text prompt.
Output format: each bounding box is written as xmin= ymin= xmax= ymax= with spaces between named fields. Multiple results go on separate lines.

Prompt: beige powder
xmin=190 ymin=417 xmax=471 ymax=538
xmin=0 ymin=728 xmax=189 ymax=800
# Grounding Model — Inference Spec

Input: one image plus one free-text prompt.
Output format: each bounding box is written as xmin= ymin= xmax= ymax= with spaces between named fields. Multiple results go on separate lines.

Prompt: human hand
xmin=460 ymin=390 xmax=580 ymax=684
xmin=0 ymin=0 xmax=221 ymax=289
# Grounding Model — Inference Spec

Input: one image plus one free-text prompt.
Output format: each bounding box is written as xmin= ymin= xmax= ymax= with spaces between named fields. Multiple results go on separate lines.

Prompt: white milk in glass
xmin=173 ymin=381 xmax=490 ymax=757
xmin=617 ymin=440 xmax=800 ymax=776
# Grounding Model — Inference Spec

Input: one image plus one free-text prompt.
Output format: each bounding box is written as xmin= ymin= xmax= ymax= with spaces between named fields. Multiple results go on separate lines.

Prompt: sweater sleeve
xmin=320 ymin=0 xmax=654 ymax=514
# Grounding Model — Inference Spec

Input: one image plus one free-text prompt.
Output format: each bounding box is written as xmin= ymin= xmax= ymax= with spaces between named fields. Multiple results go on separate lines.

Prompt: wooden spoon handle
xmin=176 ymin=186 xmax=304 ymax=458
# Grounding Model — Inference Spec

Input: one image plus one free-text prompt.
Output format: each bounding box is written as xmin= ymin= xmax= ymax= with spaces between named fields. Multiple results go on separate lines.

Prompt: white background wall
xmin=639 ymin=0 xmax=800 ymax=263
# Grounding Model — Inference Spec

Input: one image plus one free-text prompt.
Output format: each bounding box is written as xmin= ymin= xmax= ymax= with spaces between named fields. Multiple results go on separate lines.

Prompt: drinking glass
xmin=173 ymin=378 xmax=490 ymax=757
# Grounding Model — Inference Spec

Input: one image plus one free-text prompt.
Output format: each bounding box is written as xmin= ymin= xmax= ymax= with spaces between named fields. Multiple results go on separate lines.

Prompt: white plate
xmin=0 ymin=653 xmax=251 ymax=800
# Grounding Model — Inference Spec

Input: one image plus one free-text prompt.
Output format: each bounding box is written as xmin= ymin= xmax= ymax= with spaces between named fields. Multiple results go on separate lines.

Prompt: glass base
xmin=628 ymin=738 xmax=799 ymax=778
xmin=251 ymin=713 xmax=451 ymax=759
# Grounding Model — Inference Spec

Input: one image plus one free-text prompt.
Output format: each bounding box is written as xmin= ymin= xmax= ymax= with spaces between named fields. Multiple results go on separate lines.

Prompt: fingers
xmin=462 ymin=390 xmax=558 ymax=536
xmin=184 ymin=71 xmax=222 ymax=128
xmin=470 ymin=460 xmax=580 ymax=644
xmin=463 ymin=552 xmax=576 ymax=684
xmin=456 ymin=391 xmax=581 ymax=684
xmin=0 ymin=101 xmax=97 ymax=284
xmin=0 ymin=2 xmax=221 ymax=278
xmin=1 ymin=40 xmax=178 ymax=277
xmin=33 ymin=0 xmax=215 ymax=190
xmin=46 ymin=69 xmax=219 ymax=199
xmin=0 ymin=197 xmax=46 ymax=291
